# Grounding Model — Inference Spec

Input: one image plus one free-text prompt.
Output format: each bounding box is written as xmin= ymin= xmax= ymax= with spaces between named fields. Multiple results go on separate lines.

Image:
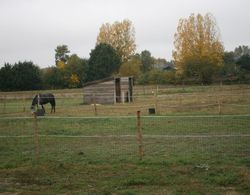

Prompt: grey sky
xmin=0 ymin=0 xmax=249 ymax=68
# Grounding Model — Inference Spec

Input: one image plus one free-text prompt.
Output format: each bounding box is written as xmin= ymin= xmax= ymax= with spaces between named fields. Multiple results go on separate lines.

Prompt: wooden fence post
xmin=22 ymin=95 xmax=26 ymax=112
xmin=93 ymin=94 xmax=97 ymax=116
xmin=91 ymin=93 xmax=97 ymax=116
xmin=179 ymin=94 xmax=182 ymax=106
xmin=33 ymin=112 xmax=40 ymax=162
xmin=3 ymin=95 xmax=6 ymax=114
xmin=94 ymin=103 xmax=97 ymax=116
xmin=154 ymin=91 xmax=158 ymax=114
xmin=136 ymin=111 xmax=144 ymax=160
xmin=143 ymin=85 xmax=146 ymax=95
xmin=217 ymin=97 xmax=222 ymax=115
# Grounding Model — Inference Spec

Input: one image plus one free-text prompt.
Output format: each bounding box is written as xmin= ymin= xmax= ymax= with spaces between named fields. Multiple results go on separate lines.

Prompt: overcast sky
xmin=0 ymin=0 xmax=249 ymax=68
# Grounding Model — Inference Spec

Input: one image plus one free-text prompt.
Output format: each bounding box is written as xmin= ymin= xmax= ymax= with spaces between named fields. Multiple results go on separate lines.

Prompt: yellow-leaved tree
xmin=97 ymin=19 xmax=136 ymax=62
xmin=119 ymin=56 xmax=141 ymax=78
xmin=69 ymin=73 xmax=80 ymax=88
xmin=56 ymin=60 xmax=65 ymax=70
xmin=173 ymin=13 xmax=224 ymax=84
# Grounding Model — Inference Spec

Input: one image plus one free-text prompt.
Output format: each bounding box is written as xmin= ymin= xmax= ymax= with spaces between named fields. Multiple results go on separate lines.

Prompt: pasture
xmin=0 ymin=84 xmax=250 ymax=194
xmin=1 ymin=84 xmax=250 ymax=117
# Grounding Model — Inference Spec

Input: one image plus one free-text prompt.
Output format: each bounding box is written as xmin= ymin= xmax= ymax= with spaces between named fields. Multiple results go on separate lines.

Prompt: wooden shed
xmin=83 ymin=76 xmax=133 ymax=104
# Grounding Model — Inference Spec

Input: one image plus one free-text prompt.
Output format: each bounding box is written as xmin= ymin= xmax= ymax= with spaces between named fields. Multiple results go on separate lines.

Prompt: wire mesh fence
xmin=1 ymin=113 xmax=249 ymax=166
xmin=1 ymin=92 xmax=250 ymax=117
xmin=1 ymin=85 xmax=250 ymax=193
xmin=1 ymin=85 xmax=250 ymax=165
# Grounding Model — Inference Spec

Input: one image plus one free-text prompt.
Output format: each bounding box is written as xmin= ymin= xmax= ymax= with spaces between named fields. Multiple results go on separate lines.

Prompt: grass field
xmin=1 ymin=84 xmax=250 ymax=116
xmin=0 ymin=84 xmax=250 ymax=194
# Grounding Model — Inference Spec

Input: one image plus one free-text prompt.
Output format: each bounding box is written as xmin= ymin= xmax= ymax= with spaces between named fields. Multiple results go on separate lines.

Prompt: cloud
xmin=0 ymin=0 xmax=249 ymax=67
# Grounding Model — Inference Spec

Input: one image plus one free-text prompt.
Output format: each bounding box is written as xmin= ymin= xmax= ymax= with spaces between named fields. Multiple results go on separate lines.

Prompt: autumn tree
xmin=55 ymin=45 xmax=70 ymax=69
xmin=173 ymin=13 xmax=224 ymax=84
xmin=68 ymin=74 xmax=80 ymax=88
xmin=65 ymin=54 xmax=88 ymax=87
xmin=119 ymin=56 xmax=141 ymax=78
xmin=96 ymin=19 xmax=136 ymax=62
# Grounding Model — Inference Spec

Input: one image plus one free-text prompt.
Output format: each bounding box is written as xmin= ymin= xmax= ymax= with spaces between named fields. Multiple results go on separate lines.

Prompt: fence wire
xmin=0 ymin=115 xmax=249 ymax=165
xmin=1 ymin=92 xmax=250 ymax=116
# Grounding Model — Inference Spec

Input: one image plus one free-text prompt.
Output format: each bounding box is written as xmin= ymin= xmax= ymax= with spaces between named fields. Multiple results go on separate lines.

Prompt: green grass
xmin=0 ymin=84 xmax=250 ymax=194
xmin=1 ymin=84 xmax=250 ymax=117
xmin=0 ymin=115 xmax=250 ymax=194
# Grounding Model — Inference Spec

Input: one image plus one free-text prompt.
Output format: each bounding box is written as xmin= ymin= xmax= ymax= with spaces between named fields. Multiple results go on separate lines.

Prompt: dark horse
xmin=31 ymin=93 xmax=56 ymax=113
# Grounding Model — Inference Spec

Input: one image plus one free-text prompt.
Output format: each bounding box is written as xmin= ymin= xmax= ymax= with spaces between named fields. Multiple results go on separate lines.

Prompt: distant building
xmin=83 ymin=76 xmax=133 ymax=104
xmin=153 ymin=61 xmax=175 ymax=71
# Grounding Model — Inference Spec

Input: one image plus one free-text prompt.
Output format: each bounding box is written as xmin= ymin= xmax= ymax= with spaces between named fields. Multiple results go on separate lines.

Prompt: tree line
xmin=1 ymin=15 xmax=250 ymax=91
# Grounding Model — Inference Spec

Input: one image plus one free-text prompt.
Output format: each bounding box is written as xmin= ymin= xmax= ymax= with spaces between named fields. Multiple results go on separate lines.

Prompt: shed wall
xmin=83 ymin=80 xmax=115 ymax=104
xmin=83 ymin=77 xmax=133 ymax=104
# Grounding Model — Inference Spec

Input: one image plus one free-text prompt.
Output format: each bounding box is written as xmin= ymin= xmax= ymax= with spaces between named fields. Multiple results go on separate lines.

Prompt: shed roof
xmin=83 ymin=76 xmax=133 ymax=87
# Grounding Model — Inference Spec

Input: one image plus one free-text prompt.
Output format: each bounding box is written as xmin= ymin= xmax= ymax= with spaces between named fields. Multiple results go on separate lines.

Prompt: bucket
xmin=148 ymin=108 xmax=155 ymax=114
xmin=36 ymin=108 xmax=45 ymax=116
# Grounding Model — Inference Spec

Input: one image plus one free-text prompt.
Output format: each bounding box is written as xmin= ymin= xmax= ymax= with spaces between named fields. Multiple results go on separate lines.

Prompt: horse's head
xmin=30 ymin=95 xmax=38 ymax=111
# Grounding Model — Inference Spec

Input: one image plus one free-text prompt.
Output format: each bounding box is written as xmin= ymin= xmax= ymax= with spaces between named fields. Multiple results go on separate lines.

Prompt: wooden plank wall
xmin=120 ymin=77 xmax=130 ymax=91
xmin=83 ymin=80 xmax=115 ymax=104
xmin=120 ymin=77 xmax=132 ymax=103
xmin=83 ymin=77 xmax=133 ymax=104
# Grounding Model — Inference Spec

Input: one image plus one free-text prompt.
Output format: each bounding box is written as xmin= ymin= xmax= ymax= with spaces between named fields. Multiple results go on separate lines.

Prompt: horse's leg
xmin=51 ymin=102 xmax=55 ymax=113
xmin=42 ymin=105 xmax=45 ymax=113
xmin=50 ymin=104 xmax=54 ymax=113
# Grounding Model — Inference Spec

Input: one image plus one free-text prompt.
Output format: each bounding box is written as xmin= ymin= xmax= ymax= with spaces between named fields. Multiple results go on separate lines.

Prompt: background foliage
xmin=173 ymin=13 xmax=224 ymax=84
xmin=1 ymin=15 xmax=250 ymax=91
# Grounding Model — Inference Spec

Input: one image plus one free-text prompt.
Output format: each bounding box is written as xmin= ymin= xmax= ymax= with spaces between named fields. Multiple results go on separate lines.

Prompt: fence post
xmin=33 ymin=112 xmax=40 ymax=162
xmin=217 ymin=97 xmax=222 ymax=115
xmin=3 ymin=95 xmax=6 ymax=114
xmin=179 ymin=94 xmax=182 ymax=106
xmin=154 ymin=90 xmax=158 ymax=114
xmin=92 ymin=94 xmax=97 ymax=116
xmin=136 ymin=110 xmax=144 ymax=160
xmin=22 ymin=95 xmax=26 ymax=112
xmin=241 ymin=86 xmax=245 ymax=101
xmin=94 ymin=103 xmax=97 ymax=116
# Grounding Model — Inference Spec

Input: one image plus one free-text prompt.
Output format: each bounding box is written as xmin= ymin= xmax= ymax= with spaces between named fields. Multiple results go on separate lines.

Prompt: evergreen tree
xmin=88 ymin=43 xmax=121 ymax=81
